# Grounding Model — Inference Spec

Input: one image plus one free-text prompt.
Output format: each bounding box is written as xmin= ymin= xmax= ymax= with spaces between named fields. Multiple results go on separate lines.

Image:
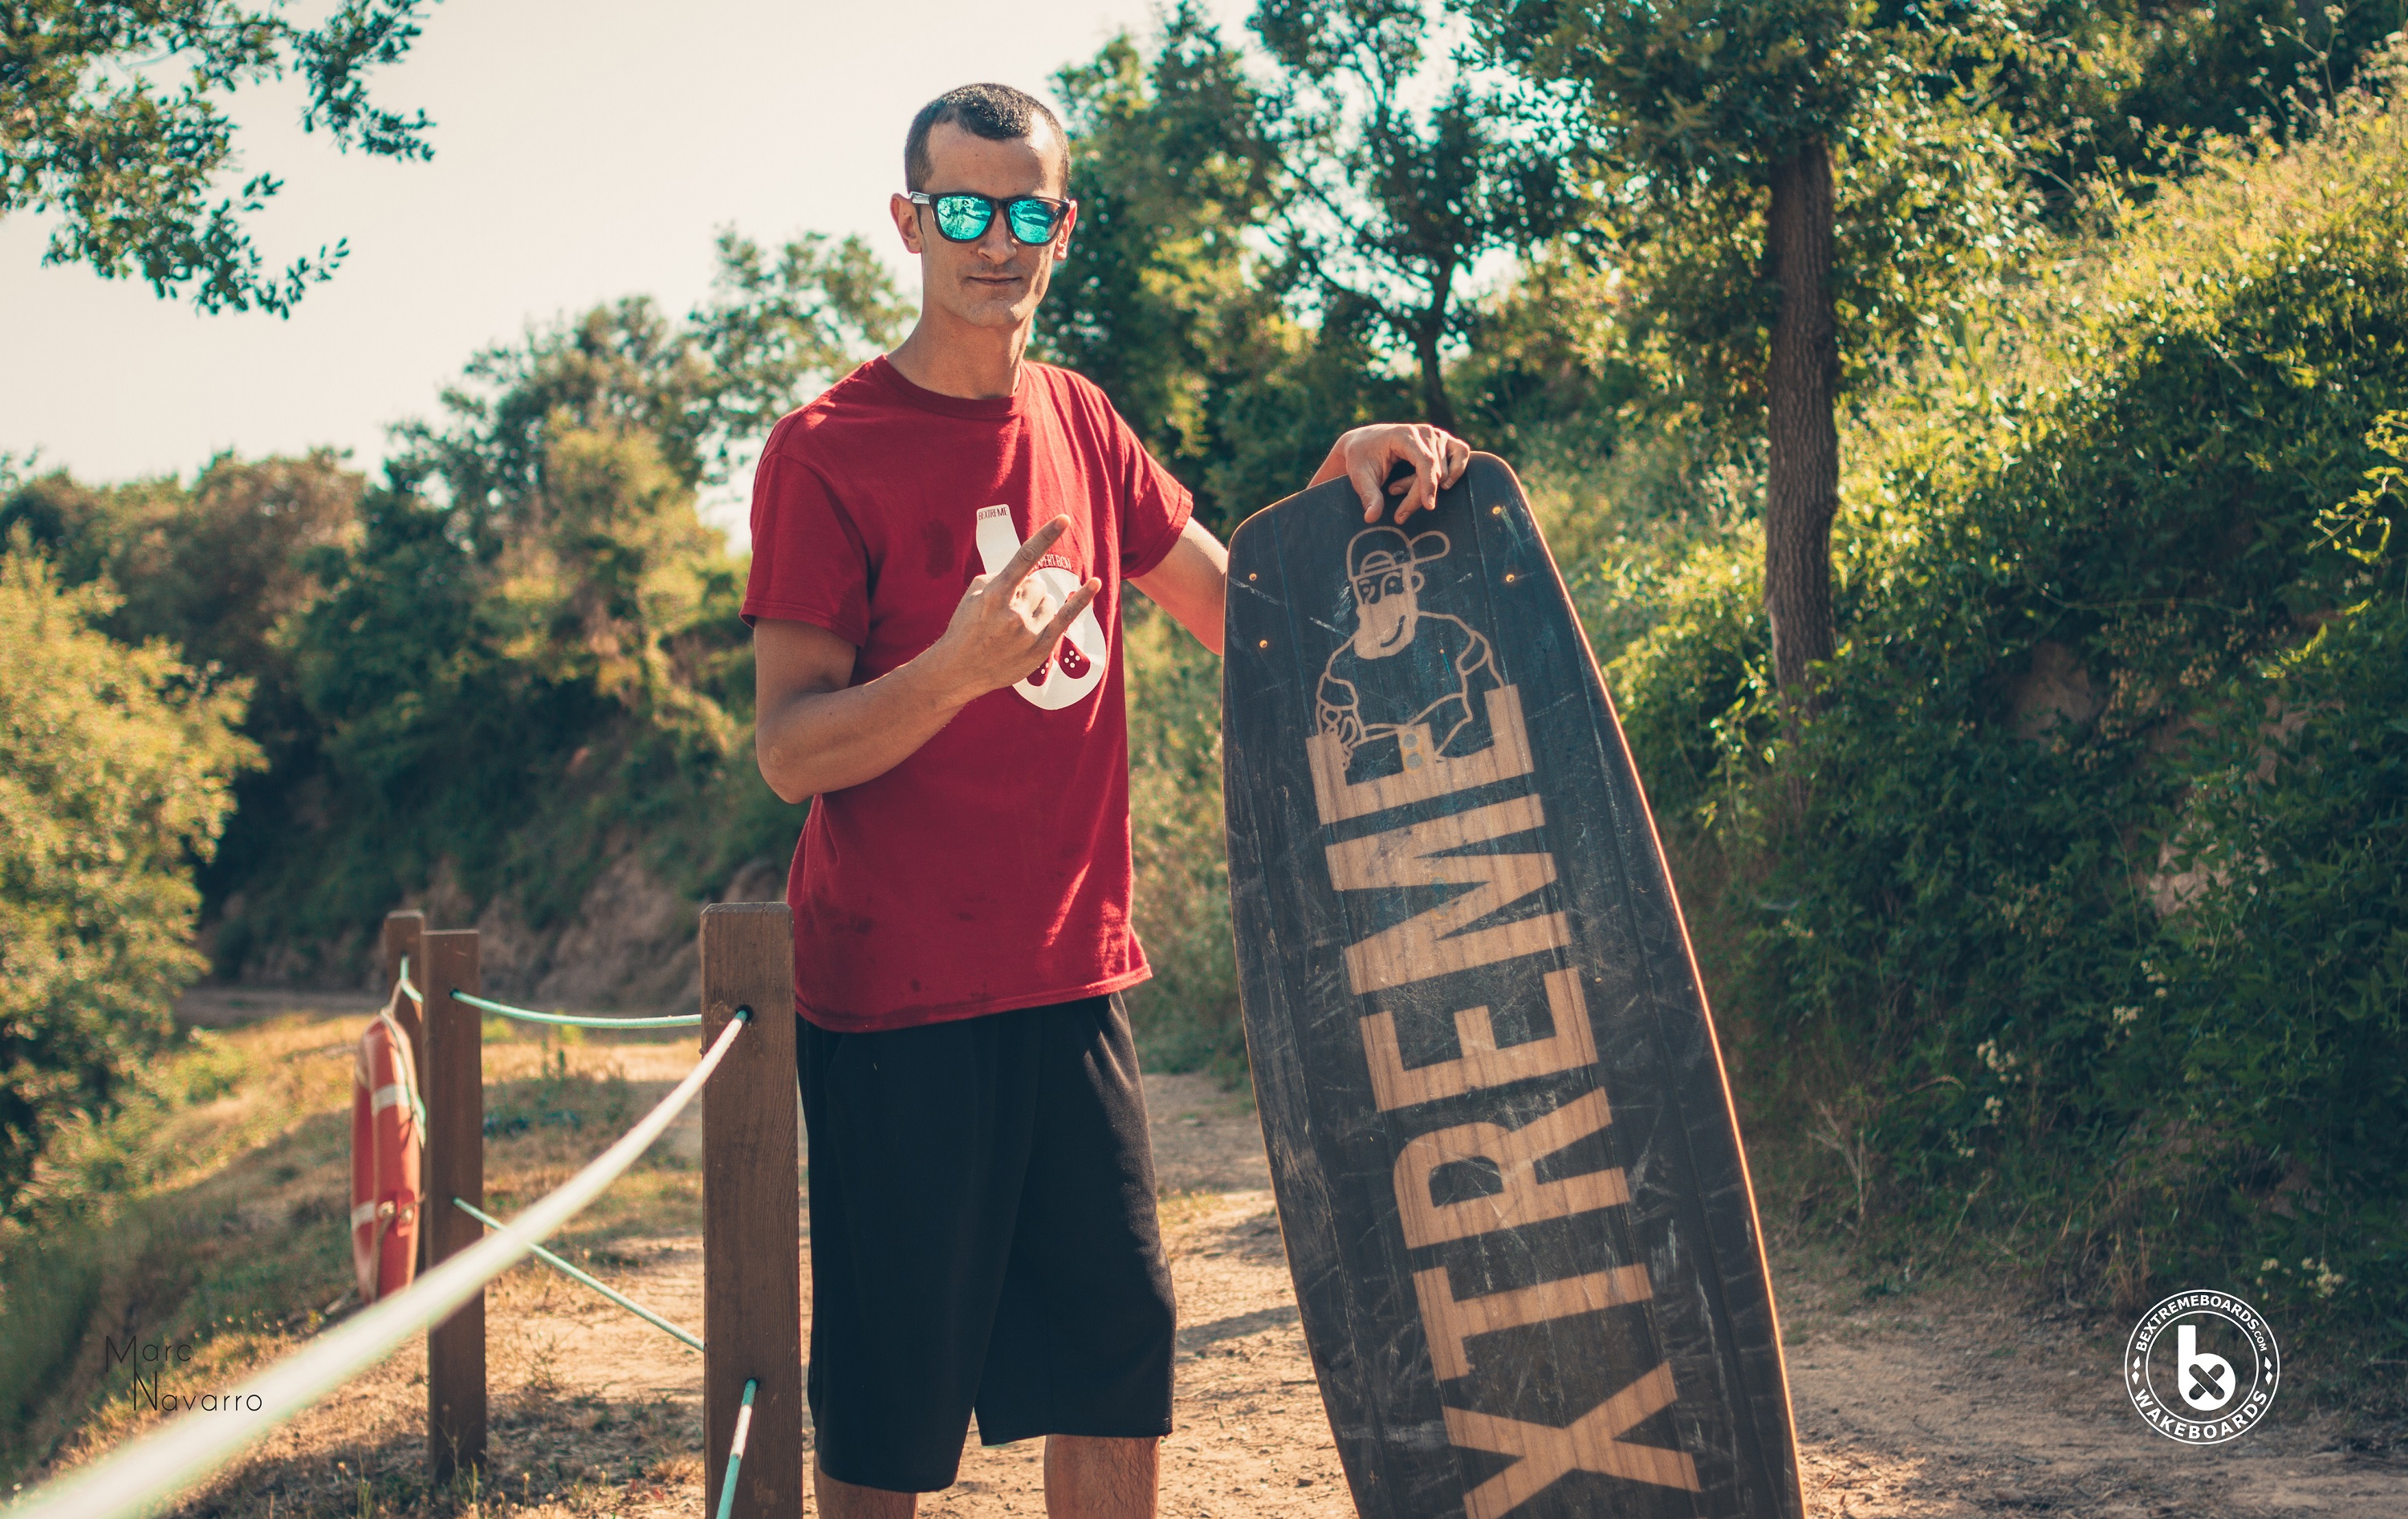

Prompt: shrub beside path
xmin=33 ymin=1004 xmax=2406 ymax=1517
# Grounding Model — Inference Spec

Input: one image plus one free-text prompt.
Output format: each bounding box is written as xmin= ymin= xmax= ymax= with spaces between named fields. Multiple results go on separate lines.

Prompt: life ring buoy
xmin=351 ymin=992 xmax=425 ymax=1302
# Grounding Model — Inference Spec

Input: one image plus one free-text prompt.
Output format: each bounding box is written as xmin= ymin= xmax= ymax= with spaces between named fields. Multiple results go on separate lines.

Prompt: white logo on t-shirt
xmin=974 ymin=505 xmax=1108 ymax=710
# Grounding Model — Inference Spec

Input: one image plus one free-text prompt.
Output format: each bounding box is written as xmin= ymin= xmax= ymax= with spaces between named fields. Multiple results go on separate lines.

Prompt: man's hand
xmin=922 ymin=514 xmax=1101 ymax=702
xmin=754 ymin=514 xmax=1100 ymax=803
xmin=1309 ymin=423 xmax=1472 ymax=523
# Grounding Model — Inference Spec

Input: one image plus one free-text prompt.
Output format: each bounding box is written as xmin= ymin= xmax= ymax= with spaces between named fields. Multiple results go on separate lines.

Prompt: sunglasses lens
xmin=1006 ymin=198 xmax=1059 ymax=244
xmin=934 ymin=195 xmax=991 ymax=242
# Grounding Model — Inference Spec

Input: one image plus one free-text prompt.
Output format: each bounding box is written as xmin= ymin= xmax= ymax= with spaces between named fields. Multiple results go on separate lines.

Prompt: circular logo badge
xmin=2124 ymin=1290 xmax=2280 ymax=1444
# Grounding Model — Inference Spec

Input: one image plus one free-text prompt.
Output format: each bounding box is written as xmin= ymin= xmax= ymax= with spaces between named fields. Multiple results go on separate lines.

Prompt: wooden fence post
xmin=421 ymin=928 xmax=486 ymax=1485
xmin=702 ymin=904 xmax=801 ymax=1518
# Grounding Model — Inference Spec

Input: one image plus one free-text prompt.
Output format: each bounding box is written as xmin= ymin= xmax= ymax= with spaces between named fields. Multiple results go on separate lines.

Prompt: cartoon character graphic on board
xmin=975 ymin=505 xmax=1108 ymax=710
xmin=1316 ymin=526 xmax=1503 ymax=785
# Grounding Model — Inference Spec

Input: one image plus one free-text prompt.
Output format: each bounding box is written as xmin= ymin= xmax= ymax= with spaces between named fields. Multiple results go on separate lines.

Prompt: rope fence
xmin=452 ymin=1196 xmax=705 ymax=1352
xmin=449 ymin=986 xmax=702 ymax=1030
xmin=714 ymin=1379 xmax=759 ymax=1519
xmin=4 ymin=903 xmax=803 ymax=1519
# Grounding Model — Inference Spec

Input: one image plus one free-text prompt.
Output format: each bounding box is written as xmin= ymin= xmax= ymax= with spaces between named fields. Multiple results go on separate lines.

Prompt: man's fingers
xmin=1442 ymin=434 xmax=1471 ymax=487
xmin=1348 ymin=454 xmax=1389 ymax=522
xmin=1402 ymin=428 xmax=1471 ymax=514
xmin=1392 ymin=428 xmax=1446 ymax=522
xmin=1336 ymin=424 xmax=1470 ymax=522
xmin=1037 ymin=577 xmax=1101 ymax=646
xmin=999 ymin=515 xmax=1072 ymax=589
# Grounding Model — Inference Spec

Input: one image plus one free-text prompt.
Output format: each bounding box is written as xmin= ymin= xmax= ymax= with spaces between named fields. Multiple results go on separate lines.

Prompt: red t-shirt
xmin=742 ymin=356 xmax=1194 ymax=1031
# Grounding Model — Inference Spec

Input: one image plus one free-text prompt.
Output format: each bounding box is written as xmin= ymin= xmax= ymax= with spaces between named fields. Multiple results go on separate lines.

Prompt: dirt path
xmin=152 ymin=1060 xmax=2406 ymax=1517
xmin=1777 ymin=1251 xmax=2408 ymax=1517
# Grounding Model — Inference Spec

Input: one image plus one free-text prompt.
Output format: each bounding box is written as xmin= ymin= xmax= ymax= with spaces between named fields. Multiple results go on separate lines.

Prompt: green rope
xmin=396 ymin=955 xmax=421 ymax=1005
xmin=452 ymin=1197 xmax=703 ymax=1353
xmin=449 ymin=988 xmax=700 ymax=1029
xmin=714 ymin=1379 xmax=759 ymax=1519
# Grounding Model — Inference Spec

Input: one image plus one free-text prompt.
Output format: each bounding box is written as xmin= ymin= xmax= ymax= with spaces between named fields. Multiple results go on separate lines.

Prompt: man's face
xmin=891 ymin=121 xmax=1076 ymax=333
xmin=1350 ymin=567 xmax=1421 ymax=660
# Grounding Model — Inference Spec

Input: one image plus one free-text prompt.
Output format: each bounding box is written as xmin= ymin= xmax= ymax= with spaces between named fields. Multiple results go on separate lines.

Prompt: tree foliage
xmin=394 ymin=230 xmax=905 ymax=531
xmin=245 ymin=230 xmax=903 ymax=961
xmin=2158 ymin=420 xmax=2408 ymax=1330
xmin=262 ymin=371 xmax=744 ymax=959
xmin=0 ymin=229 xmax=905 ymax=987
xmin=1251 ymin=0 xmax=1577 ymax=435
xmin=1606 ymin=85 xmax=2408 ymax=1350
xmin=0 ymin=0 xmax=440 ymax=313
xmin=1042 ymin=3 xmax=1413 ymax=527
xmin=0 ymin=542 xmax=256 ymax=1212
xmin=687 ymin=229 xmax=916 ymax=476
xmin=0 ymin=452 xmax=364 ymax=909
xmin=1043 ymin=4 xmax=1283 ymax=524
xmin=1470 ymin=0 xmax=2041 ymax=691
xmin=2026 ymin=0 xmax=2408 ymax=196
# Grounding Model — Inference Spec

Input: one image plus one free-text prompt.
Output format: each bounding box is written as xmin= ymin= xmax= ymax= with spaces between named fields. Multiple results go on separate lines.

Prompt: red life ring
xmin=351 ymin=995 xmax=424 ymax=1302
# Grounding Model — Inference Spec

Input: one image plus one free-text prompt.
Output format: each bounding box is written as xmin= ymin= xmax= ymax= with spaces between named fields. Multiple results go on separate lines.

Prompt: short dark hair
xmin=904 ymin=83 xmax=1068 ymax=193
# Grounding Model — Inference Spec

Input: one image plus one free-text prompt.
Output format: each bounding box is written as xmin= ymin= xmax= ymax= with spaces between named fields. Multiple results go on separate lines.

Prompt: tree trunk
xmin=1413 ymin=296 xmax=1462 ymax=437
xmin=1763 ymin=137 xmax=1841 ymax=697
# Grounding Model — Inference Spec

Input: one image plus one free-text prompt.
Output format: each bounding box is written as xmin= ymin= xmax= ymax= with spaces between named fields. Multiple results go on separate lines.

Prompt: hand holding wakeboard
xmin=1222 ymin=454 xmax=1804 ymax=1519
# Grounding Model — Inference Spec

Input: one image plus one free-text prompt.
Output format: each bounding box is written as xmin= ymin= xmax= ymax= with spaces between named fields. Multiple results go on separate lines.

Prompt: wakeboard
xmin=1220 ymin=453 xmax=1803 ymax=1519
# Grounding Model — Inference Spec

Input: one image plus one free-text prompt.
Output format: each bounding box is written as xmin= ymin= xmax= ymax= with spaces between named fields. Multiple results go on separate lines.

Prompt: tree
xmin=1 ymin=453 xmax=360 ymax=740
xmin=0 ymin=453 xmax=364 ymax=903
xmin=2029 ymin=0 xmax=2408 ymax=201
xmin=1044 ymin=5 xmax=1402 ymax=526
xmin=687 ymin=228 xmax=914 ymax=477
xmin=1253 ymin=0 xmax=1576 ymax=437
xmin=272 ymin=404 xmax=750 ymax=963
xmin=0 ymin=542 xmax=255 ymax=1214
xmin=1 ymin=0 xmax=437 ymax=314
xmin=214 ymin=229 xmax=903 ymax=965
xmin=1472 ymin=0 xmax=2034 ymax=693
xmin=396 ymin=230 xmax=906 ymax=540
xmin=1043 ymin=3 xmax=1287 ymax=526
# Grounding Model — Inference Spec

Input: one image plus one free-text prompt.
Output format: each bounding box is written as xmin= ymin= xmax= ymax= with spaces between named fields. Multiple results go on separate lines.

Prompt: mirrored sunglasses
xmin=907 ymin=191 xmax=1074 ymax=246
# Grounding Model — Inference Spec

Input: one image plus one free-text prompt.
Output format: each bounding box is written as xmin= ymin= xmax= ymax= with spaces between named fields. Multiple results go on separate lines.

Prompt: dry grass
xmin=2 ymin=1001 xmax=724 ymax=1517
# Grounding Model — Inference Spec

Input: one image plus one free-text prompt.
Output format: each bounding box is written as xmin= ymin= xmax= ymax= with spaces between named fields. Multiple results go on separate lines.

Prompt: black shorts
xmin=798 ymin=993 xmax=1178 ymax=1493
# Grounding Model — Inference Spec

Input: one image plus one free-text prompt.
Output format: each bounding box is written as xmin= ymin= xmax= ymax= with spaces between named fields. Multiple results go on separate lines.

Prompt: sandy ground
xmin=1776 ymin=1255 xmax=2408 ymax=1517
xmin=136 ymin=1046 xmax=2408 ymax=1518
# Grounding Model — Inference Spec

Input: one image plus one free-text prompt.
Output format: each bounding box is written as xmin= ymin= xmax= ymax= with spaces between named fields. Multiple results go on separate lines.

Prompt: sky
xmin=1 ymin=0 xmax=1252 ymax=534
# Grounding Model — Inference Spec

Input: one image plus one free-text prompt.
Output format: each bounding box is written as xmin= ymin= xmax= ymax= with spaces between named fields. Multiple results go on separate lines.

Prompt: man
xmin=746 ymin=82 xmax=1468 ymax=1519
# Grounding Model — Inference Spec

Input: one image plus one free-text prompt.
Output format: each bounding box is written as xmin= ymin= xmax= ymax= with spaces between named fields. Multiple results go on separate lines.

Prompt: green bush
xmin=1122 ymin=604 xmax=1243 ymax=1075
xmin=109 ymin=239 xmax=897 ymax=977
xmin=2152 ymin=420 xmax=2408 ymax=1344
xmin=0 ymin=546 xmax=255 ymax=1212
xmin=1602 ymin=85 xmax=2408 ymax=1359
xmin=0 ymin=453 xmax=364 ymax=919
xmin=230 ymin=338 xmax=773 ymax=967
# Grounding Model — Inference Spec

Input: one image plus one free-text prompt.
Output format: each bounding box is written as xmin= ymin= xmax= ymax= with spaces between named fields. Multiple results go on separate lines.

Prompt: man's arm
xmin=1129 ymin=518 xmax=1228 ymax=655
xmin=754 ymin=515 xmax=1100 ymax=802
xmin=1130 ymin=423 xmax=1473 ymax=656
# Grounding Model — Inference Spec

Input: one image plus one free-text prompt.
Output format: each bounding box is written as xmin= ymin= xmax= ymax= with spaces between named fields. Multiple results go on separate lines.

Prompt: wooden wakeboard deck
xmin=1220 ymin=455 xmax=1802 ymax=1519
